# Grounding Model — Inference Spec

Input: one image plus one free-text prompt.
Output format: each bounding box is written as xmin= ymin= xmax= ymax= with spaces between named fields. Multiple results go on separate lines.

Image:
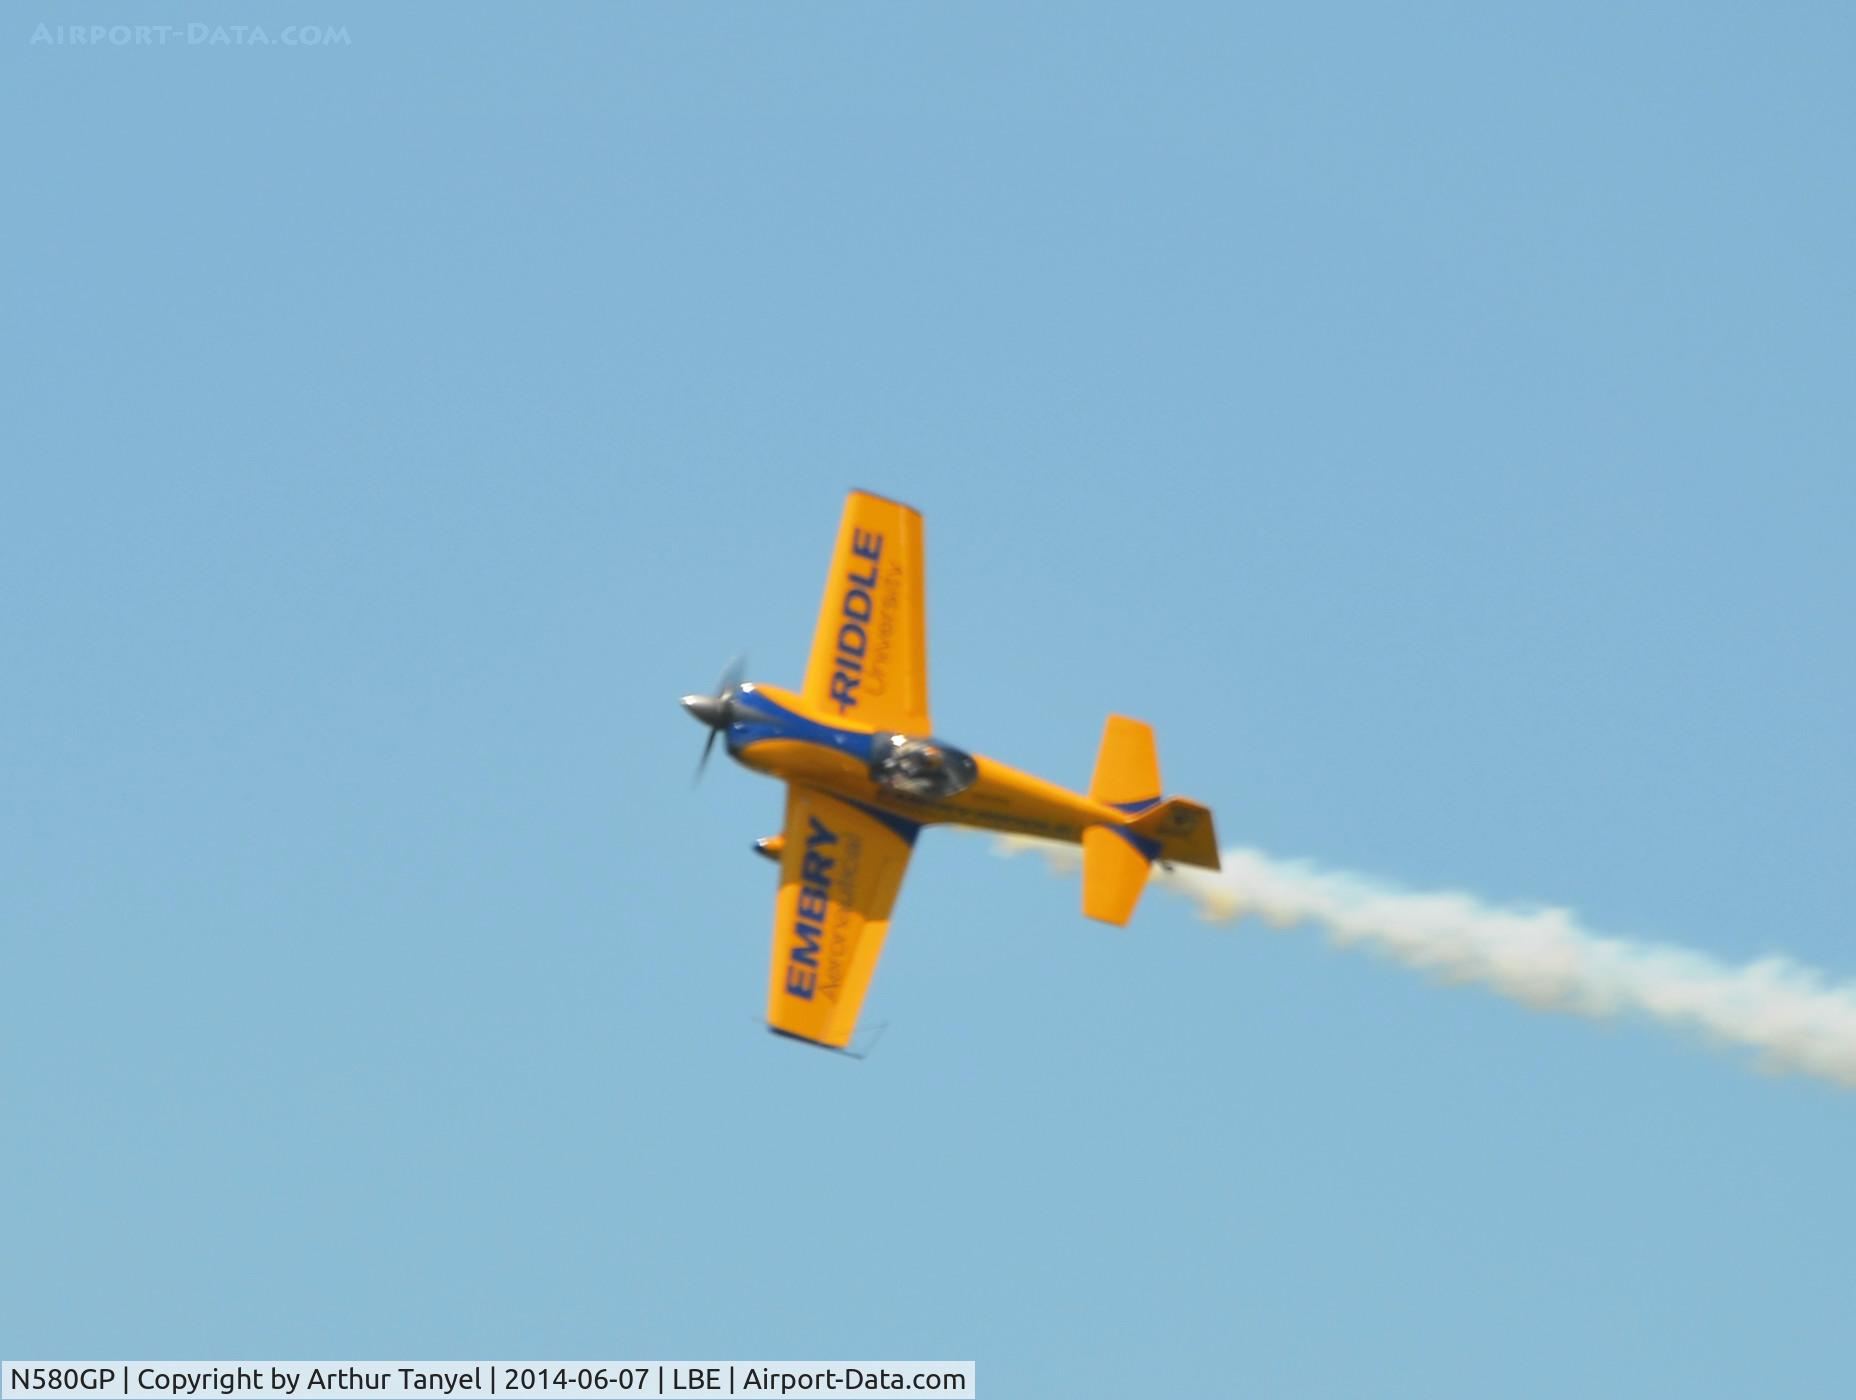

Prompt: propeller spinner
xmin=682 ymin=655 xmax=745 ymax=781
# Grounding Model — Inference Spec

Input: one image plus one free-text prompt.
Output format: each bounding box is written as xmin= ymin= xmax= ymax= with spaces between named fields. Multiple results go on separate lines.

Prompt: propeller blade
xmin=690 ymin=654 xmax=746 ymax=785
xmin=716 ymin=654 xmax=745 ymax=700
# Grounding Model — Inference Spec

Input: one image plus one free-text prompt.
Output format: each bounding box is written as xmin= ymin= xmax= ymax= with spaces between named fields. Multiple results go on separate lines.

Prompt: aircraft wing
xmin=800 ymin=490 xmax=931 ymax=735
xmin=767 ymin=784 xmax=917 ymax=1048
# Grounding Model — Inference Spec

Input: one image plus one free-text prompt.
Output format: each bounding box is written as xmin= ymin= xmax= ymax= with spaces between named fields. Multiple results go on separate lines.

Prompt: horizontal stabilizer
xmin=1082 ymin=825 xmax=1151 ymax=926
xmin=1089 ymin=715 xmax=1162 ymax=809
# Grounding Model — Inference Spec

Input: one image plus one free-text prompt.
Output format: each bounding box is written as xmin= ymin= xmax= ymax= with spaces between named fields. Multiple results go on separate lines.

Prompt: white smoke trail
xmin=994 ymin=836 xmax=1856 ymax=1088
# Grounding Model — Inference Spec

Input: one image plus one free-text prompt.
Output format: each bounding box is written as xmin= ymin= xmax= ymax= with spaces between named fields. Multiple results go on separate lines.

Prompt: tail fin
xmin=1080 ymin=716 xmax=1221 ymax=926
xmin=1128 ymin=798 xmax=1221 ymax=871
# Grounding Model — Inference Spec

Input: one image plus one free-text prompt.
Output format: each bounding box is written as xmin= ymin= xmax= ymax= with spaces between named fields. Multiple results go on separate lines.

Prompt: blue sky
xmin=4 ymin=3 xmax=1853 ymax=1395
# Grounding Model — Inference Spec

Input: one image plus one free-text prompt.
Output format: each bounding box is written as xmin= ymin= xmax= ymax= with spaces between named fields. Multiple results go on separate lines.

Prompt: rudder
xmin=1129 ymin=798 xmax=1221 ymax=870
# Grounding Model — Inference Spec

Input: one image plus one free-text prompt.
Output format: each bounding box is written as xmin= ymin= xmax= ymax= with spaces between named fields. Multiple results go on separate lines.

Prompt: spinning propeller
xmin=681 ymin=655 xmax=745 ymax=782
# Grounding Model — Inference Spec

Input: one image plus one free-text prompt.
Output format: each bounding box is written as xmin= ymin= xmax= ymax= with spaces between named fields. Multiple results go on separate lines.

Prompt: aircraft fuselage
xmin=725 ymin=682 xmax=1127 ymax=846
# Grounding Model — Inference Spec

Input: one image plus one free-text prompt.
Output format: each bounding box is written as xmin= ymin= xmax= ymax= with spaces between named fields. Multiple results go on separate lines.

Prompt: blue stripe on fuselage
xmin=838 ymin=796 xmax=921 ymax=847
xmin=1109 ymin=825 xmax=1163 ymax=862
xmin=726 ymin=689 xmax=922 ymax=845
xmin=725 ymin=685 xmax=882 ymax=765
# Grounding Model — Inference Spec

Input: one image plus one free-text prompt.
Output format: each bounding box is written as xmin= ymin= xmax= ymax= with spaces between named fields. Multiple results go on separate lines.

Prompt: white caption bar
xmin=2 ymin=1365 xmax=973 ymax=1400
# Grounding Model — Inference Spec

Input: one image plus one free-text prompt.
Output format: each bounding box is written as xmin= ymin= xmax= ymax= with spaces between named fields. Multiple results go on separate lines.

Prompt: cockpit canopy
xmin=870 ymin=733 xmax=978 ymax=800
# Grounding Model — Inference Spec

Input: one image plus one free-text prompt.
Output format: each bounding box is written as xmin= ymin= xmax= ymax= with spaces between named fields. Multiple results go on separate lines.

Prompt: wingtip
xmin=848 ymin=487 xmax=922 ymax=516
xmin=767 ymin=1024 xmax=855 ymax=1055
xmin=767 ymin=1022 xmax=889 ymax=1058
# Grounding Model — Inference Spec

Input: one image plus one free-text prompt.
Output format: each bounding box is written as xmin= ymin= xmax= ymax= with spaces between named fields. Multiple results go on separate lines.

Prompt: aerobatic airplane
xmin=683 ymin=490 xmax=1221 ymax=1049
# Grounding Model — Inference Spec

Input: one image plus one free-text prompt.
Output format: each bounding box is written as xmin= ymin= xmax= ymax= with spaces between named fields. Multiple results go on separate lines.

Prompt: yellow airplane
xmin=683 ymin=490 xmax=1221 ymax=1050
